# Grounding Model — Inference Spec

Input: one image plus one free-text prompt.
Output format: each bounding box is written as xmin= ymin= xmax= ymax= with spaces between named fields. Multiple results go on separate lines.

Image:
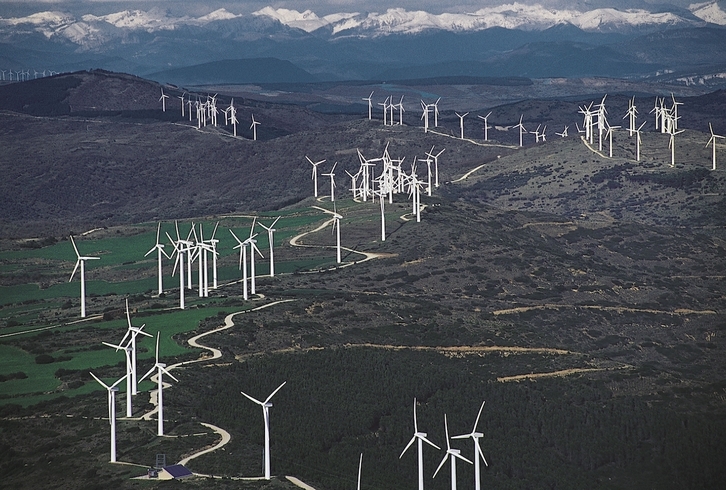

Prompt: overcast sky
xmin=0 ymin=0 xmax=710 ymax=17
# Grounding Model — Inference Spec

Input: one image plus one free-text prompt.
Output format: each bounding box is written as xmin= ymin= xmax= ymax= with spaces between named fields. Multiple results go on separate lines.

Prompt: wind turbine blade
xmin=159 ymin=365 xmax=179 ymax=383
xmin=400 ymin=436 xmax=417 ymax=459
xmin=432 ymin=453 xmax=448 ymax=479
xmin=241 ymin=390 xmax=265 ymax=406
xmin=453 ymin=452 xmax=473 ymax=465
xmin=249 ymin=217 xmax=257 ymax=239
xmin=211 ymin=221 xmax=219 ymax=240
xmin=69 ymin=259 xmax=80 ymax=282
xmin=421 ymin=435 xmax=440 ymax=450
xmin=69 ymin=235 xmax=80 ymax=258
xmin=357 ymin=453 xmax=363 ymax=490
xmin=476 ymin=441 xmax=489 ymax=466
xmin=264 ymin=381 xmax=287 ymax=404
xmin=444 ymin=414 xmax=451 ymax=450
xmin=473 ymin=400 xmax=486 ymax=431
xmin=90 ymin=372 xmax=111 ymax=390
xmin=102 ymin=341 xmax=124 ymax=351
xmin=138 ymin=366 xmax=155 ymax=384
xmin=110 ymin=373 xmax=128 ymax=389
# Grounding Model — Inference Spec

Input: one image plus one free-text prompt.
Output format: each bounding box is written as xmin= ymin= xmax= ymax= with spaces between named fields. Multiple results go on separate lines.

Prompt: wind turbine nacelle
xmin=264 ymin=402 xmax=273 ymax=408
xmin=415 ymin=431 xmax=427 ymax=438
xmin=472 ymin=432 xmax=484 ymax=438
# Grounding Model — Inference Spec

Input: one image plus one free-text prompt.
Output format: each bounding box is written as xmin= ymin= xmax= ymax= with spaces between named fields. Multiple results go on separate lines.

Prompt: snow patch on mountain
xmin=690 ymin=1 xmax=726 ymax=25
xmin=197 ymin=8 xmax=241 ymax=22
xmin=254 ymin=3 xmax=701 ymax=36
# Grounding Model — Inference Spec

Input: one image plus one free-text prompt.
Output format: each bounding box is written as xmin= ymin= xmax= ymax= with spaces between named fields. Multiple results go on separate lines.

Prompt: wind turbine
xmin=515 ymin=115 xmax=526 ymax=147
xmin=90 ymin=372 xmax=127 ymax=463
xmin=421 ymin=101 xmax=431 ymax=133
xmin=119 ymin=298 xmax=152 ymax=396
xmin=250 ymin=114 xmax=260 ymax=141
xmin=230 ymin=228 xmax=251 ymax=300
xmin=397 ymin=95 xmax=405 ymax=125
xmin=433 ymin=414 xmax=473 ymax=490
xmin=178 ymin=93 xmax=186 ymax=118
xmin=323 ymin=162 xmax=337 ymax=202
xmin=332 ymin=206 xmax=343 ymax=263
xmin=69 ymin=235 xmax=100 ymax=318
xmin=259 ymin=217 xmax=281 ymax=277
xmin=400 ymin=398 xmax=440 ymax=490
xmin=456 ymin=112 xmax=469 ymax=139
xmin=241 ymin=381 xmax=286 ymax=480
xmin=306 ymin=156 xmax=325 ymax=198
xmin=426 ymin=147 xmax=445 ymax=188
xmin=706 ymin=123 xmax=725 ymax=171
xmin=363 ymin=91 xmax=374 ymax=120
xmin=555 ymin=125 xmax=569 ymax=138
xmin=478 ymin=111 xmax=492 ymax=141
xmin=452 ymin=401 xmax=488 ymax=490
xmin=433 ymin=98 xmax=441 ymax=127
xmin=139 ymin=332 xmax=178 ymax=436
xmin=605 ymin=122 xmax=620 ymax=158
xmin=144 ymin=222 xmax=169 ymax=295
xmin=159 ymin=88 xmax=169 ymax=112
xmin=634 ymin=121 xmax=647 ymax=162
xmin=102 ymin=340 xmax=134 ymax=418
xmin=668 ymin=129 xmax=685 ymax=167
xmin=248 ymin=219 xmax=264 ymax=295
xmin=379 ymin=96 xmax=390 ymax=125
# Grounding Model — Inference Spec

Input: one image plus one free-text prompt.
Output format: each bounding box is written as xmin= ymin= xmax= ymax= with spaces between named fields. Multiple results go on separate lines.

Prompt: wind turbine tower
xmin=90 ymin=372 xmax=127 ymax=462
xmin=69 ymin=235 xmax=100 ymax=318
xmin=241 ymin=382 xmax=287 ymax=480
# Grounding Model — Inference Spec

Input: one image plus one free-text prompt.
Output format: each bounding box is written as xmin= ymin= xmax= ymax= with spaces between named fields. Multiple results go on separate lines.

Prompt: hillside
xmin=0 ymin=69 xmax=725 ymax=489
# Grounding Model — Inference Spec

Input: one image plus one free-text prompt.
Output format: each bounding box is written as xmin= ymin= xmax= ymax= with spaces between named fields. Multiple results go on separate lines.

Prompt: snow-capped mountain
xmin=0 ymin=3 xmax=725 ymax=84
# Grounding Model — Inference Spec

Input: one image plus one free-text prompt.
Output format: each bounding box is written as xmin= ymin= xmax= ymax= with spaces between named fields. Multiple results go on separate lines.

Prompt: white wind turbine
xmin=248 ymin=219 xmax=264 ymax=295
xmin=241 ymin=381 xmax=287 ymax=480
xmin=433 ymin=98 xmax=441 ymax=127
xmin=167 ymin=226 xmax=192 ymax=310
xmin=363 ymin=91 xmax=374 ymax=120
xmin=456 ymin=112 xmax=469 ymax=139
xmin=119 ymin=298 xmax=152 ymax=396
xmin=478 ymin=112 xmax=492 ymax=141
xmin=380 ymin=96 xmax=390 ymax=125
xmin=230 ymin=228 xmax=252 ymax=300
xmin=400 ymin=398 xmax=440 ymax=490
xmin=323 ymin=162 xmax=337 ymax=202
xmin=259 ymin=217 xmax=281 ymax=277
xmin=421 ymin=101 xmax=431 ymax=133
xmin=634 ymin=121 xmax=647 ymax=162
xmin=178 ymin=93 xmax=185 ymax=118
xmin=451 ymin=401 xmax=489 ymax=490
xmin=426 ymin=147 xmax=445 ymax=188
xmin=555 ymin=125 xmax=569 ymax=138
xmin=307 ymin=156 xmax=326 ymax=198
xmin=397 ymin=95 xmax=405 ymax=125
xmin=69 ymin=235 xmax=100 ymax=318
xmin=250 ymin=114 xmax=260 ymax=141
xmin=515 ymin=115 xmax=526 ymax=147
xmin=605 ymin=122 xmax=620 ymax=158
xmin=706 ymin=123 xmax=725 ymax=171
xmin=159 ymin=88 xmax=169 ymax=112
xmin=433 ymin=414 xmax=473 ymax=490
xmin=139 ymin=332 xmax=178 ymax=436
xmin=90 ymin=372 xmax=127 ymax=463
xmin=332 ymin=206 xmax=343 ymax=263
xmin=145 ymin=222 xmax=169 ymax=295
xmin=102 ymin=340 xmax=134 ymax=418
xmin=668 ymin=129 xmax=685 ymax=167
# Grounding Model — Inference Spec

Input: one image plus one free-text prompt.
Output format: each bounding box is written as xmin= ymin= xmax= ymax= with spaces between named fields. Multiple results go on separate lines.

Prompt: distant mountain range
xmin=1 ymin=3 xmax=726 ymax=85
